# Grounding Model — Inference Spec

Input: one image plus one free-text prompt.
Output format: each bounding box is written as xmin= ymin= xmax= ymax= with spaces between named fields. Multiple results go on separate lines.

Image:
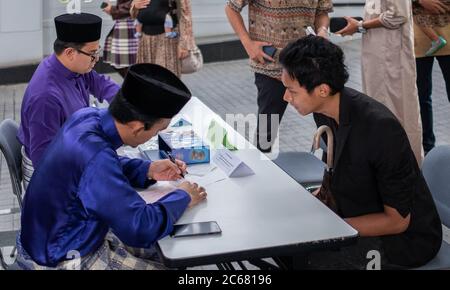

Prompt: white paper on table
xmin=213 ymin=149 xmax=255 ymax=178
xmin=138 ymin=181 xmax=180 ymax=204
xmin=186 ymin=167 xmax=228 ymax=188
xmin=186 ymin=163 xmax=217 ymax=177
xmin=139 ymin=170 xmax=227 ymax=204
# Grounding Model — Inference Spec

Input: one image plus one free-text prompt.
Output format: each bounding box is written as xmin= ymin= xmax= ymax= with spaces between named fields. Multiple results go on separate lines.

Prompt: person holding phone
xmin=16 ymin=64 xmax=207 ymax=270
xmin=225 ymin=0 xmax=333 ymax=153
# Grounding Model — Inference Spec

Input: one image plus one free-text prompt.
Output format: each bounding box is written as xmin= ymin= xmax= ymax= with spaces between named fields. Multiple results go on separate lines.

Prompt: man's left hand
xmin=148 ymin=159 xmax=187 ymax=181
xmin=335 ymin=16 xmax=359 ymax=36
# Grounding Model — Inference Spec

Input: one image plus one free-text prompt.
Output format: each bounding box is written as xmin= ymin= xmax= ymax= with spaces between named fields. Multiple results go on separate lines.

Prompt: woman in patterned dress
xmin=130 ymin=0 xmax=195 ymax=77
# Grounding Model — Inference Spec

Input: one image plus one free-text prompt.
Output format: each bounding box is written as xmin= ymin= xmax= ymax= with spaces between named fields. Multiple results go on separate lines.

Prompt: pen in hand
xmin=165 ymin=151 xmax=188 ymax=178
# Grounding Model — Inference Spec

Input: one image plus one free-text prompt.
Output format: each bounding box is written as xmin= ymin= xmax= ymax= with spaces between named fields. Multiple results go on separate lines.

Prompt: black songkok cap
xmin=121 ymin=64 xmax=191 ymax=118
xmin=55 ymin=13 xmax=102 ymax=43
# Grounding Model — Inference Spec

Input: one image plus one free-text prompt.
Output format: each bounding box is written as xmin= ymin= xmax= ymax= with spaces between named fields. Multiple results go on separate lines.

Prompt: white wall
xmin=0 ymin=0 xmax=43 ymax=68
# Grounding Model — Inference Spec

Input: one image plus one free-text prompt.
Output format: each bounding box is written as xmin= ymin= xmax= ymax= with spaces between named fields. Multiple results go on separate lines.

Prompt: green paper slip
xmin=207 ymin=120 xmax=238 ymax=151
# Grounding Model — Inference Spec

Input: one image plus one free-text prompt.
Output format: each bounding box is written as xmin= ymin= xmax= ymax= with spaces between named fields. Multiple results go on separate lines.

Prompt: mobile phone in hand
xmin=304 ymin=26 xmax=316 ymax=36
xmin=330 ymin=17 xmax=363 ymax=33
xmin=262 ymin=45 xmax=277 ymax=60
xmin=100 ymin=2 xmax=109 ymax=9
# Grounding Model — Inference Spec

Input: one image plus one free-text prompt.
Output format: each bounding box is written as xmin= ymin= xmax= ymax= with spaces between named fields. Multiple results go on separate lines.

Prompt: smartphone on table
xmin=171 ymin=221 xmax=222 ymax=238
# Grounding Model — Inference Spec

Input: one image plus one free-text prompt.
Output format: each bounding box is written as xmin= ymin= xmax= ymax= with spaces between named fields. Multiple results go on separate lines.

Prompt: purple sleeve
xmin=85 ymin=70 xmax=120 ymax=103
xmin=26 ymin=96 xmax=66 ymax=166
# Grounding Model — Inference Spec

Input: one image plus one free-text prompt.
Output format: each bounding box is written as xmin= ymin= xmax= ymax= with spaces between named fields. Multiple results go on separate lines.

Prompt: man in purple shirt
xmin=17 ymin=13 xmax=120 ymax=187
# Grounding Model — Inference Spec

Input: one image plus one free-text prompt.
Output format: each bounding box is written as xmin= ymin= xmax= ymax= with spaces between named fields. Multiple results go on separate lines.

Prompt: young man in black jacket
xmin=279 ymin=36 xmax=442 ymax=269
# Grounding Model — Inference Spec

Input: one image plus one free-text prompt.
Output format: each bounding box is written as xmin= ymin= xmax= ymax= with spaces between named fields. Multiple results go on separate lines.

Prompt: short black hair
xmin=279 ymin=35 xmax=349 ymax=95
xmin=108 ymin=91 xmax=161 ymax=130
xmin=53 ymin=39 xmax=86 ymax=55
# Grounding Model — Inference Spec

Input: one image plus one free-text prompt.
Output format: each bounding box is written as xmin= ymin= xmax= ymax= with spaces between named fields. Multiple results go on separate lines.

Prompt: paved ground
xmin=0 ymin=40 xmax=449 ymax=269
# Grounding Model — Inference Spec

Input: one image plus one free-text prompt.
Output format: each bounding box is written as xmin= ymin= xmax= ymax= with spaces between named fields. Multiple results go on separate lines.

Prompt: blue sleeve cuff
xmin=156 ymin=189 xmax=192 ymax=222
xmin=136 ymin=160 xmax=155 ymax=188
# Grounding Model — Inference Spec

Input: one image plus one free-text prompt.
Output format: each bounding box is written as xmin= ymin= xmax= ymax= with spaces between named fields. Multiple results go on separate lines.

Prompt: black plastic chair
xmin=273 ymin=129 xmax=330 ymax=192
xmin=273 ymin=152 xmax=325 ymax=191
xmin=0 ymin=119 xmax=23 ymax=270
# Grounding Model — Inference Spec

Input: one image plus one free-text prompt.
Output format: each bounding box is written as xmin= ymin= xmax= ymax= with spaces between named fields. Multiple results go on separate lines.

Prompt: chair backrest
xmin=0 ymin=119 xmax=23 ymax=208
xmin=422 ymin=146 xmax=450 ymax=228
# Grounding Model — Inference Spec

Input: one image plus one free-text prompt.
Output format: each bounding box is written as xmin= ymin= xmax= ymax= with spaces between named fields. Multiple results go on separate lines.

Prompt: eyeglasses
xmin=76 ymin=47 xmax=101 ymax=63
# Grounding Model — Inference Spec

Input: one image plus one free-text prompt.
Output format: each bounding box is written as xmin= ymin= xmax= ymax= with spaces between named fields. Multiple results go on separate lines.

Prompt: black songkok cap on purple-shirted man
xmin=55 ymin=13 xmax=102 ymax=43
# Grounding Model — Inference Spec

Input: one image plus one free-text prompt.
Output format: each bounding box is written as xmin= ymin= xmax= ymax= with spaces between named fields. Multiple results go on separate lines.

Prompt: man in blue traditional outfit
xmin=17 ymin=13 xmax=120 ymax=188
xmin=16 ymin=64 xmax=207 ymax=270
